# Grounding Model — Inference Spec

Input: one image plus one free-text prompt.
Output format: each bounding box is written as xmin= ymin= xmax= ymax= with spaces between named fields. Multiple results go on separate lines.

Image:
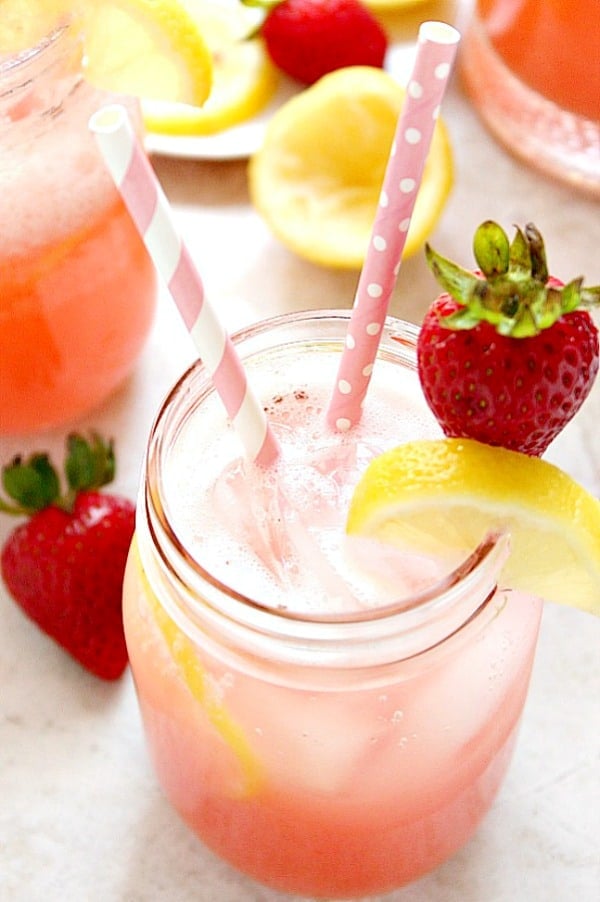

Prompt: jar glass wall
xmin=461 ymin=0 xmax=600 ymax=197
xmin=123 ymin=310 xmax=543 ymax=898
xmin=0 ymin=17 xmax=157 ymax=433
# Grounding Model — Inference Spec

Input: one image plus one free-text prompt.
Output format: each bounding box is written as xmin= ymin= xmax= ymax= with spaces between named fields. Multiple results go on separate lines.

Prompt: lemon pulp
xmin=347 ymin=438 xmax=600 ymax=616
xmin=248 ymin=65 xmax=453 ymax=269
xmin=142 ymin=0 xmax=279 ymax=136
xmin=0 ymin=0 xmax=213 ymax=106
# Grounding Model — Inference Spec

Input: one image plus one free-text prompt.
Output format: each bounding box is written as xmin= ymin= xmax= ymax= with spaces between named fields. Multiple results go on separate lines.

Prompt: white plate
xmin=144 ymin=43 xmax=415 ymax=161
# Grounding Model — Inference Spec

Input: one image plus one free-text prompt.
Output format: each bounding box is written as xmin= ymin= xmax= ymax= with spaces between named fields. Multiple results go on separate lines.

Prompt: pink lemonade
xmin=123 ymin=312 xmax=543 ymax=897
xmin=461 ymin=0 xmax=600 ymax=195
xmin=474 ymin=0 xmax=599 ymax=119
xmin=0 ymin=22 xmax=156 ymax=434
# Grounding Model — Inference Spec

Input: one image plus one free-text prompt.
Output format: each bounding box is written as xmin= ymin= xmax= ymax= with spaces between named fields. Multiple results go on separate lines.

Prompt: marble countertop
xmin=1 ymin=1 xmax=599 ymax=899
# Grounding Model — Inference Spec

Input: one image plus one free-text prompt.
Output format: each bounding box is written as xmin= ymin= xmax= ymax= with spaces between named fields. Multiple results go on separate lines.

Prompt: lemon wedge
xmin=82 ymin=0 xmax=213 ymax=104
xmin=248 ymin=65 xmax=453 ymax=269
xmin=132 ymin=540 xmax=263 ymax=798
xmin=0 ymin=0 xmax=213 ymax=107
xmin=347 ymin=439 xmax=600 ymax=616
xmin=142 ymin=0 xmax=279 ymax=136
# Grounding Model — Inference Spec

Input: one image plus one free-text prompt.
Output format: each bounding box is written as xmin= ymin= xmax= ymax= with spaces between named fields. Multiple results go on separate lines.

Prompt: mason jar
xmin=461 ymin=0 xmax=600 ymax=197
xmin=0 ymin=14 xmax=157 ymax=434
xmin=123 ymin=310 xmax=543 ymax=898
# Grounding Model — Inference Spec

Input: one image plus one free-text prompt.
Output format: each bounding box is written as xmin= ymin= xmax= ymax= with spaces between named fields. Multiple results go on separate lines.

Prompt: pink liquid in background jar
xmin=0 ymin=19 xmax=157 ymax=434
xmin=122 ymin=311 xmax=543 ymax=898
xmin=461 ymin=0 xmax=600 ymax=196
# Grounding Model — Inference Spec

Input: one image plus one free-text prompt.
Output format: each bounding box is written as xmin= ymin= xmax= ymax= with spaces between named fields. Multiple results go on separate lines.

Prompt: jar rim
xmin=1 ymin=18 xmax=69 ymax=73
xmin=0 ymin=16 xmax=82 ymax=112
xmin=140 ymin=309 xmax=508 ymax=667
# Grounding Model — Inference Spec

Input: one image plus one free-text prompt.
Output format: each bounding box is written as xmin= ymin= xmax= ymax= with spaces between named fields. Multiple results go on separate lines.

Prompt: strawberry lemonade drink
xmin=461 ymin=0 xmax=600 ymax=195
xmin=0 ymin=20 xmax=156 ymax=434
xmin=123 ymin=310 xmax=544 ymax=898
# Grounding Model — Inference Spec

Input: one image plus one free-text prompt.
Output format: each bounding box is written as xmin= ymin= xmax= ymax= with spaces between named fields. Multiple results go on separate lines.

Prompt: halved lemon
xmin=248 ymin=65 xmax=453 ymax=269
xmin=0 ymin=0 xmax=213 ymax=106
xmin=347 ymin=438 xmax=600 ymax=616
xmin=142 ymin=0 xmax=279 ymax=136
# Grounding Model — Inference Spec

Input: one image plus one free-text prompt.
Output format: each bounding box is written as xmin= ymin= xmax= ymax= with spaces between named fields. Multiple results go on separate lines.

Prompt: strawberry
xmin=0 ymin=433 xmax=134 ymax=680
xmin=417 ymin=221 xmax=600 ymax=457
xmin=248 ymin=0 xmax=388 ymax=86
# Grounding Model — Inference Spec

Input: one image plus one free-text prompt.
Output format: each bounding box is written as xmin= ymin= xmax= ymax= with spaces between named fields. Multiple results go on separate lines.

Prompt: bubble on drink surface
xmin=163 ymin=347 xmax=442 ymax=615
xmin=1 ymin=87 xmax=138 ymax=260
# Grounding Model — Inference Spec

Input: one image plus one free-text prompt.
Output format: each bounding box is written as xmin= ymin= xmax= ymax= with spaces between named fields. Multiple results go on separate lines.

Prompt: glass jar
xmin=0 ymin=16 xmax=157 ymax=434
xmin=123 ymin=310 xmax=544 ymax=897
xmin=461 ymin=0 xmax=600 ymax=197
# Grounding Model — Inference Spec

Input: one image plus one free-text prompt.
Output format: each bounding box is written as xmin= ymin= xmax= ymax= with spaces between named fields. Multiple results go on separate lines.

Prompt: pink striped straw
xmin=89 ymin=104 xmax=279 ymax=468
xmin=327 ymin=21 xmax=460 ymax=432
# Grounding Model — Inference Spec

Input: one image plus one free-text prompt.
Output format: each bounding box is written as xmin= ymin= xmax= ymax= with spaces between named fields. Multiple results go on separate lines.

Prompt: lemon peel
xmin=132 ymin=540 xmax=263 ymax=798
xmin=248 ymin=65 xmax=453 ymax=269
xmin=347 ymin=438 xmax=600 ymax=616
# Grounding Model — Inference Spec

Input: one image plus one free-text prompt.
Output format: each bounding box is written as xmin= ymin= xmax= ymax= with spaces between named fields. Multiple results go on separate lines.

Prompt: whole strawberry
xmin=0 ymin=433 xmax=134 ymax=680
xmin=250 ymin=0 xmax=388 ymax=86
xmin=417 ymin=221 xmax=600 ymax=457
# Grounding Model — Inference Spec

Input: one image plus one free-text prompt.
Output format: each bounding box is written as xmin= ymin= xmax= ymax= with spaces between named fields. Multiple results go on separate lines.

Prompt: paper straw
xmin=89 ymin=104 xmax=279 ymax=468
xmin=327 ymin=21 xmax=460 ymax=432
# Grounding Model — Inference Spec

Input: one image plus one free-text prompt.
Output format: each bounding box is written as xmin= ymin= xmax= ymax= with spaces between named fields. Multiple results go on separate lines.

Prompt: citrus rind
xmin=347 ymin=438 xmax=600 ymax=616
xmin=142 ymin=0 xmax=279 ymax=135
xmin=143 ymin=41 xmax=278 ymax=136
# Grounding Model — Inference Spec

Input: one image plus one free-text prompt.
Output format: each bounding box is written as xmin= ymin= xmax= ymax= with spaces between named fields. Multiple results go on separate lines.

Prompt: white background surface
xmin=1 ymin=1 xmax=599 ymax=899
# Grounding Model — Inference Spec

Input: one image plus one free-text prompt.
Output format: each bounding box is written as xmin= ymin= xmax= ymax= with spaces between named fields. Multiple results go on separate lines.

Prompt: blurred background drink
xmin=0 ymin=16 xmax=157 ymax=434
xmin=123 ymin=311 xmax=544 ymax=897
xmin=461 ymin=0 xmax=600 ymax=196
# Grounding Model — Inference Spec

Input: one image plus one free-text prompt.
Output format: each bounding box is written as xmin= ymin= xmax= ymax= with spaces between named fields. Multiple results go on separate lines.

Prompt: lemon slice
xmin=142 ymin=0 xmax=279 ymax=136
xmin=82 ymin=0 xmax=213 ymax=104
xmin=0 ymin=0 xmax=213 ymax=106
xmin=248 ymin=65 xmax=453 ymax=269
xmin=347 ymin=438 xmax=600 ymax=616
xmin=132 ymin=540 xmax=263 ymax=798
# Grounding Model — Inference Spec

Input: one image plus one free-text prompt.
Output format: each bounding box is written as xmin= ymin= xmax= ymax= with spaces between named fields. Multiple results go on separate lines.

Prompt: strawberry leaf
xmin=559 ymin=278 xmax=584 ymax=315
xmin=426 ymin=220 xmax=600 ymax=338
xmin=424 ymin=243 xmax=481 ymax=304
xmin=473 ymin=220 xmax=510 ymax=278
xmin=524 ymin=222 xmax=549 ymax=282
xmin=507 ymin=226 xmax=531 ymax=277
xmin=580 ymin=285 xmax=600 ymax=307
xmin=1 ymin=432 xmax=118 ymax=517
xmin=65 ymin=433 xmax=115 ymax=493
xmin=1 ymin=454 xmax=60 ymax=514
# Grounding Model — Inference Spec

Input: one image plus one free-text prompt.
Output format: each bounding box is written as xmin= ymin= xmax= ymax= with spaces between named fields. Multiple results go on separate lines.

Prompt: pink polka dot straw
xmin=326 ymin=21 xmax=460 ymax=433
xmin=89 ymin=104 xmax=279 ymax=468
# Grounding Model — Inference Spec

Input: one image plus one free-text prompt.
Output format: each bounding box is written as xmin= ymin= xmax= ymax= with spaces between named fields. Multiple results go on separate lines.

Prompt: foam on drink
xmin=163 ymin=343 xmax=443 ymax=615
xmin=1 ymin=81 xmax=135 ymax=261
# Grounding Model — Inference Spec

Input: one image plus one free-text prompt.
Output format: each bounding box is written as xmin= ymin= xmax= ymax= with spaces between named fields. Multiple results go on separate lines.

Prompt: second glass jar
xmin=0 ymin=17 xmax=157 ymax=434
